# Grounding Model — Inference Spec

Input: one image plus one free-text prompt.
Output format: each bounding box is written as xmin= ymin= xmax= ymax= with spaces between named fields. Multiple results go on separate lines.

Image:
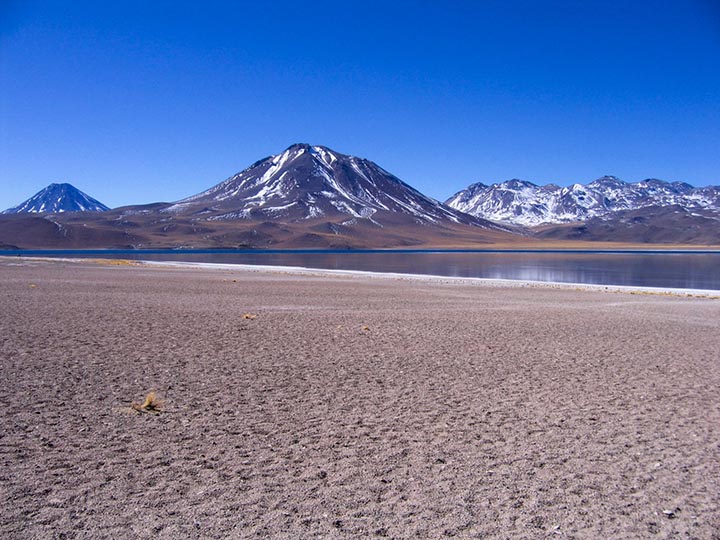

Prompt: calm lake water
xmin=5 ymin=249 xmax=720 ymax=291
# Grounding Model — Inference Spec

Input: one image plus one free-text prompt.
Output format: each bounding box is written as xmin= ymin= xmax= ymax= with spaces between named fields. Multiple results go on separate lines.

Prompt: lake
xmin=4 ymin=249 xmax=720 ymax=291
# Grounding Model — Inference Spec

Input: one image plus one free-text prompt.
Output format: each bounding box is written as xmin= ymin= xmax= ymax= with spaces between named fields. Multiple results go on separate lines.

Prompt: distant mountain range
xmin=3 ymin=183 xmax=110 ymax=214
xmin=1 ymin=146 xmax=718 ymax=248
xmin=446 ymin=176 xmax=720 ymax=226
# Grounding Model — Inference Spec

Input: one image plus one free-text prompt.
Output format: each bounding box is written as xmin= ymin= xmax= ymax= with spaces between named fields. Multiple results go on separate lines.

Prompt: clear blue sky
xmin=1 ymin=0 xmax=719 ymax=210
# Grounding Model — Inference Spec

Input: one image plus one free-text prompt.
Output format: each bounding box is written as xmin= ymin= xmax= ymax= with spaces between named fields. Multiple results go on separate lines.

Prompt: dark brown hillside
xmin=533 ymin=205 xmax=720 ymax=245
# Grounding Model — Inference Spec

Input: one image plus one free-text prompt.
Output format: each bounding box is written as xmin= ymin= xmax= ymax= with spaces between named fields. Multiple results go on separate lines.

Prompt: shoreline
xmin=147 ymin=260 xmax=720 ymax=298
xmin=7 ymin=256 xmax=719 ymax=298
xmin=2 ymin=246 xmax=720 ymax=254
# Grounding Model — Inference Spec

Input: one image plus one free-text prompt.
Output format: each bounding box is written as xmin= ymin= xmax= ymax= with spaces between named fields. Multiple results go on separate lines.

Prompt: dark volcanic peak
xmin=3 ymin=183 xmax=110 ymax=214
xmin=446 ymin=176 xmax=720 ymax=227
xmin=166 ymin=143 xmax=502 ymax=230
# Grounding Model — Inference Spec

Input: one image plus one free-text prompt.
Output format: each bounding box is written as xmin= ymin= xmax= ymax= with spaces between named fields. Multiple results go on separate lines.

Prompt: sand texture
xmin=1 ymin=258 xmax=719 ymax=539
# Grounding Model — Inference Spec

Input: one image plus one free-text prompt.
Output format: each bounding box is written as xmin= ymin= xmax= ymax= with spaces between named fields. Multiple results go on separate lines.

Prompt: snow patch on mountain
xmin=446 ymin=176 xmax=720 ymax=226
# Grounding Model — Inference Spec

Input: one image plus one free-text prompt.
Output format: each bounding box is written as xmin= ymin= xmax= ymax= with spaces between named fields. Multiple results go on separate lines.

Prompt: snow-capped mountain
xmin=446 ymin=176 xmax=720 ymax=226
xmin=446 ymin=179 xmax=562 ymax=226
xmin=166 ymin=143 xmax=502 ymax=230
xmin=3 ymin=183 xmax=110 ymax=214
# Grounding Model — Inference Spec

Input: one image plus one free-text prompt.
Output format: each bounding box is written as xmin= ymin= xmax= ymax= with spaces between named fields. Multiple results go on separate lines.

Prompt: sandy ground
xmin=1 ymin=258 xmax=719 ymax=539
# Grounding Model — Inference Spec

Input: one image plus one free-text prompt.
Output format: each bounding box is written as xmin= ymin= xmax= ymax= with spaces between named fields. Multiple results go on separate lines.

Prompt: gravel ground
xmin=1 ymin=258 xmax=719 ymax=539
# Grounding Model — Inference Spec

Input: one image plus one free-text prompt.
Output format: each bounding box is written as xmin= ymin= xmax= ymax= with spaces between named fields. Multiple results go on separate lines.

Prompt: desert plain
xmin=1 ymin=257 xmax=719 ymax=539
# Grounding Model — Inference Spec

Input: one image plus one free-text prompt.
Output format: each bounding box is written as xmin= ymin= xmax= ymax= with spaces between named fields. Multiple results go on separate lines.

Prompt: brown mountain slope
xmin=0 ymin=210 xmax=523 ymax=249
xmin=533 ymin=205 xmax=720 ymax=245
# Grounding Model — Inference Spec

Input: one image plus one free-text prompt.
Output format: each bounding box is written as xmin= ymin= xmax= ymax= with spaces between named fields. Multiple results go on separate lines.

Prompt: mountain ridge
xmin=446 ymin=176 xmax=720 ymax=226
xmin=1 ymin=145 xmax=718 ymax=248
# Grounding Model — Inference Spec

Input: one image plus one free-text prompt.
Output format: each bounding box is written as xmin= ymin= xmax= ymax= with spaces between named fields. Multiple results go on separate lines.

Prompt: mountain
xmin=165 ymin=143 xmax=500 ymax=230
xmin=446 ymin=176 xmax=720 ymax=227
xmin=4 ymin=148 xmax=716 ymax=249
xmin=0 ymin=145 xmax=518 ymax=249
xmin=3 ymin=183 xmax=110 ymax=214
xmin=446 ymin=179 xmax=562 ymax=226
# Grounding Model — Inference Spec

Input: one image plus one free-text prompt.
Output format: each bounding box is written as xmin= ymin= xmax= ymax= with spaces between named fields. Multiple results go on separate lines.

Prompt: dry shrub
xmin=131 ymin=391 xmax=164 ymax=414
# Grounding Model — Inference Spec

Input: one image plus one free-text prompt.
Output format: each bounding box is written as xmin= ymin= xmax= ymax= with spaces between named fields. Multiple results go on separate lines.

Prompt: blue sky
xmin=1 ymin=0 xmax=719 ymax=210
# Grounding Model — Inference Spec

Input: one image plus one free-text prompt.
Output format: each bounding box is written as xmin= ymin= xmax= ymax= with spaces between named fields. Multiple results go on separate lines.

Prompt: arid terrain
xmin=1 ymin=258 xmax=719 ymax=539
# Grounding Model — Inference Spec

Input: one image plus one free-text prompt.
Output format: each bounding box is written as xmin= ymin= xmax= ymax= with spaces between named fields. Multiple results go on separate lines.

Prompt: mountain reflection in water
xmin=63 ymin=250 xmax=720 ymax=291
xmin=0 ymin=249 xmax=720 ymax=290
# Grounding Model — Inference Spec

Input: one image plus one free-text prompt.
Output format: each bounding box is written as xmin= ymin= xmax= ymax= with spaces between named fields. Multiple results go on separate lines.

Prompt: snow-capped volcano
xmin=3 ymin=183 xmax=110 ymax=214
xmin=166 ymin=143 xmax=501 ymax=229
xmin=446 ymin=176 xmax=720 ymax=226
